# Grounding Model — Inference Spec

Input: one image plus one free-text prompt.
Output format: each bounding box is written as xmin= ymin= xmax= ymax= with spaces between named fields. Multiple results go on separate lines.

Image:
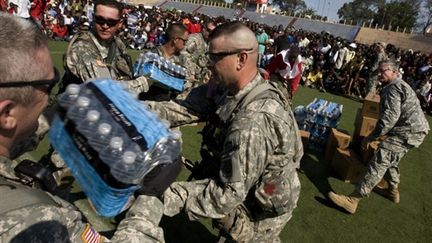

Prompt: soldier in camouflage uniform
xmin=179 ymin=20 xmax=216 ymax=90
xmin=148 ymin=22 xmax=303 ymax=242
xmin=365 ymin=42 xmax=388 ymax=95
xmin=140 ymin=23 xmax=189 ymax=101
xmin=63 ymin=0 xmax=151 ymax=94
xmin=329 ymin=60 xmax=430 ymax=214
xmin=0 ymin=12 xmax=167 ymax=242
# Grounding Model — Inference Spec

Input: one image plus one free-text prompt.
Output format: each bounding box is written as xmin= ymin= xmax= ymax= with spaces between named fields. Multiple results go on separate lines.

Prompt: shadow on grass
xmin=299 ymin=150 xmax=352 ymax=214
xmin=300 ymin=151 xmax=333 ymax=195
xmin=161 ymin=213 xmax=218 ymax=242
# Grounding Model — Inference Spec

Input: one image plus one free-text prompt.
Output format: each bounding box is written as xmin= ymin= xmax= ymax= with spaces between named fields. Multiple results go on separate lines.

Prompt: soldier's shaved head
xmin=207 ymin=22 xmax=260 ymax=93
xmin=209 ymin=21 xmax=258 ymax=52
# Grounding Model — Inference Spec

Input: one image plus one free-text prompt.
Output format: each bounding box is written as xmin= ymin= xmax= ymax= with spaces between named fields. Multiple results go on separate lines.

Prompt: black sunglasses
xmin=176 ymin=37 xmax=188 ymax=43
xmin=0 ymin=68 xmax=60 ymax=94
xmin=206 ymin=48 xmax=254 ymax=63
xmin=94 ymin=15 xmax=121 ymax=27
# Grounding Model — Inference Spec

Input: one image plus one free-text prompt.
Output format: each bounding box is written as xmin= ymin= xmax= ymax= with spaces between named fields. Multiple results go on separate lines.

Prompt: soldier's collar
xmin=216 ymin=74 xmax=262 ymax=123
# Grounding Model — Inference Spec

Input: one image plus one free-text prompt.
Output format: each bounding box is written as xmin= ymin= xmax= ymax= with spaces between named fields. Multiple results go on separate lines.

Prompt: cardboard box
xmin=331 ymin=148 xmax=366 ymax=183
xmin=362 ymin=93 xmax=380 ymax=119
xmin=299 ymin=130 xmax=310 ymax=147
xmin=324 ymin=128 xmax=351 ymax=164
xmin=354 ymin=109 xmax=378 ymax=137
xmin=360 ymin=140 xmax=380 ymax=165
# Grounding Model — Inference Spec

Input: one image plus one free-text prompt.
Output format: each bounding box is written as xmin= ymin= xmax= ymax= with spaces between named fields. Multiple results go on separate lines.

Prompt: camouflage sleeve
xmin=65 ymin=40 xmax=109 ymax=82
xmin=111 ymin=195 xmax=165 ymax=242
xmin=163 ymin=107 xmax=270 ymax=220
xmin=147 ymin=85 xmax=215 ymax=127
xmin=368 ymin=86 xmax=401 ymax=140
xmin=120 ymin=76 xmax=152 ymax=94
xmin=0 ymin=194 xmax=164 ymax=242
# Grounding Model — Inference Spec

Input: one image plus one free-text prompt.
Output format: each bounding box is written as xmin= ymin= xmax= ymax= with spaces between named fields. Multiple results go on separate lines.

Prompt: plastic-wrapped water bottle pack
xmin=295 ymin=98 xmax=343 ymax=153
xmin=49 ymin=79 xmax=181 ymax=217
xmin=133 ymin=52 xmax=186 ymax=92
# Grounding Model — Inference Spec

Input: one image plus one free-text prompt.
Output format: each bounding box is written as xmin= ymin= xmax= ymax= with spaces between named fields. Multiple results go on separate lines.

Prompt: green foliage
xmin=337 ymin=0 xmax=420 ymax=30
xmin=273 ymin=0 xmax=306 ymax=13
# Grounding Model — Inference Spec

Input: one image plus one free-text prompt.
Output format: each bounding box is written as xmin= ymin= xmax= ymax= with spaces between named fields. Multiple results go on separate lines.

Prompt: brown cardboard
xmin=360 ymin=140 xmax=380 ymax=165
xmin=324 ymin=128 xmax=351 ymax=164
xmin=354 ymin=109 xmax=378 ymax=138
xmin=362 ymin=93 xmax=380 ymax=119
xmin=299 ymin=130 xmax=310 ymax=147
xmin=331 ymin=148 xmax=366 ymax=183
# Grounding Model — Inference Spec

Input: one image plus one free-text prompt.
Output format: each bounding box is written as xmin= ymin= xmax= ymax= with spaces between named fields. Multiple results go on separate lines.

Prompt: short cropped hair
xmin=165 ymin=23 xmax=188 ymax=41
xmin=94 ymin=0 xmax=123 ymax=17
xmin=379 ymin=59 xmax=399 ymax=72
xmin=0 ymin=13 xmax=48 ymax=105
xmin=208 ymin=21 xmax=248 ymax=40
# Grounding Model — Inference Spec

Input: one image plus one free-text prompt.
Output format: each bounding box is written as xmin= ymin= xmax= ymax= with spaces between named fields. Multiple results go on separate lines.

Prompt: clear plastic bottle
xmin=78 ymin=110 xmax=101 ymax=135
xmin=70 ymin=96 xmax=91 ymax=119
xmin=89 ymin=123 xmax=113 ymax=151
xmin=59 ymin=84 xmax=81 ymax=108
xmin=111 ymin=151 xmax=138 ymax=184
xmin=99 ymin=136 xmax=124 ymax=167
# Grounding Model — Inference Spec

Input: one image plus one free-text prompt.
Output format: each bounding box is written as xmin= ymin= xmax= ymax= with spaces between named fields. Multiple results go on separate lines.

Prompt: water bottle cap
xmin=110 ymin=136 xmax=123 ymax=149
xmin=98 ymin=123 xmax=112 ymax=135
xmin=66 ymin=84 xmax=80 ymax=95
xmin=86 ymin=110 xmax=100 ymax=122
xmin=122 ymin=151 xmax=136 ymax=164
xmin=171 ymin=130 xmax=182 ymax=139
xmin=76 ymin=96 xmax=90 ymax=108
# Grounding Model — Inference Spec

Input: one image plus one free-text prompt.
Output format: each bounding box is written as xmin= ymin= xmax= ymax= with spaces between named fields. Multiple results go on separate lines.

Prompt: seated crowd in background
xmin=2 ymin=0 xmax=431 ymax=113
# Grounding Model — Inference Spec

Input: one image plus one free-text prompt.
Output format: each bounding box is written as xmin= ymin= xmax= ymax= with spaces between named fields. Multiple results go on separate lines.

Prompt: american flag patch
xmin=81 ymin=224 xmax=101 ymax=243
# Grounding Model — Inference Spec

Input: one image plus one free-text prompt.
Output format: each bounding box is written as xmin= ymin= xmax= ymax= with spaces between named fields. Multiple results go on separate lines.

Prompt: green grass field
xmin=46 ymin=41 xmax=432 ymax=242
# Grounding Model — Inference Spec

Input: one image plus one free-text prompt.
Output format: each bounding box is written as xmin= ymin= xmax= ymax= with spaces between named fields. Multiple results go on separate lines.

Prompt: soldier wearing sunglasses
xmin=148 ymin=22 xmax=302 ymax=242
xmin=63 ymin=0 xmax=151 ymax=94
xmin=0 ymin=12 xmax=169 ymax=243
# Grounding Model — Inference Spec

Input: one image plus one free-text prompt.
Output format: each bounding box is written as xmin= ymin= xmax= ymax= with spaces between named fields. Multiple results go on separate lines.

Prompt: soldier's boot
xmin=373 ymin=185 xmax=400 ymax=204
xmin=328 ymin=191 xmax=362 ymax=214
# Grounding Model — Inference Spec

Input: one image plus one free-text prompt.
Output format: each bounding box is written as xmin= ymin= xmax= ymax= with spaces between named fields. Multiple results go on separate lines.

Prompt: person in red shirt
xmin=7 ymin=2 xmax=17 ymax=14
xmin=30 ymin=0 xmax=45 ymax=21
xmin=265 ymin=45 xmax=303 ymax=100
xmin=51 ymin=18 xmax=69 ymax=41
xmin=0 ymin=0 xmax=7 ymax=11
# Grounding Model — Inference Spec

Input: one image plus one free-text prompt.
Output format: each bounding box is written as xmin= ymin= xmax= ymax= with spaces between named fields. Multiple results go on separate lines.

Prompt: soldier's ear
xmin=0 ymin=100 xmax=18 ymax=130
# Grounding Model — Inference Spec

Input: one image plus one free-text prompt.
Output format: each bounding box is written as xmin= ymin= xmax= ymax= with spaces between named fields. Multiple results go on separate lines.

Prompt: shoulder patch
xmin=81 ymin=224 xmax=102 ymax=243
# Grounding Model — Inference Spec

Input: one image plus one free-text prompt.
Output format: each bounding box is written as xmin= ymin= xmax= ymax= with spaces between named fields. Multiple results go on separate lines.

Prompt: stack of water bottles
xmin=49 ymin=79 xmax=181 ymax=217
xmin=133 ymin=52 xmax=186 ymax=92
xmin=294 ymin=98 xmax=343 ymax=153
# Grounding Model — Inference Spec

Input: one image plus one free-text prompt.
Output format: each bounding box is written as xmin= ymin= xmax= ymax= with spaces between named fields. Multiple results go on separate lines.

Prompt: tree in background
xmin=273 ymin=0 xmax=306 ymax=14
xmin=337 ymin=0 xmax=384 ymax=25
xmin=337 ymin=0 xmax=422 ymax=31
xmin=419 ymin=0 xmax=432 ymax=33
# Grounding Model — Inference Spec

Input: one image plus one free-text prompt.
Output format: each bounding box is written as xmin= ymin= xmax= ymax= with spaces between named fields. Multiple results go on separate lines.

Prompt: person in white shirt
xmin=9 ymin=0 xmax=30 ymax=19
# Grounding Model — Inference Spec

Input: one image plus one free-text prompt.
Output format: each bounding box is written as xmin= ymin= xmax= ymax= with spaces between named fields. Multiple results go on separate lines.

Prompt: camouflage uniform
xmin=366 ymin=51 xmax=388 ymax=95
xmin=63 ymin=30 xmax=150 ymax=94
xmin=356 ymin=78 xmax=430 ymax=196
xmin=149 ymin=74 xmax=303 ymax=242
xmin=0 ymin=156 xmax=165 ymax=242
xmin=179 ymin=33 xmax=211 ymax=89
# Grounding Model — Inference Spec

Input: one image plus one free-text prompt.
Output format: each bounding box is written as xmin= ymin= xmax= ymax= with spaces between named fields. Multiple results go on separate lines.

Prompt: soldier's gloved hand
xmin=135 ymin=157 xmax=182 ymax=198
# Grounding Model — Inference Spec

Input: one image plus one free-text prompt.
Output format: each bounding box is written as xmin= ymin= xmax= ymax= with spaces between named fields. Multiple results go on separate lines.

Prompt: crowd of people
xmin=0 ymin=0 xmax=431 ymax=241
xmin=2 ymin=0 xmax=430 ymax=113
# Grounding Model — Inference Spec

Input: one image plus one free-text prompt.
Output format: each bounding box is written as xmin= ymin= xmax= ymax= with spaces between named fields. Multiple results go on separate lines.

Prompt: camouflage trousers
xmin=215 ymin=205 xmax=293 ymax=243
xmin=355 ymin=133 xmax=426 ymax=196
